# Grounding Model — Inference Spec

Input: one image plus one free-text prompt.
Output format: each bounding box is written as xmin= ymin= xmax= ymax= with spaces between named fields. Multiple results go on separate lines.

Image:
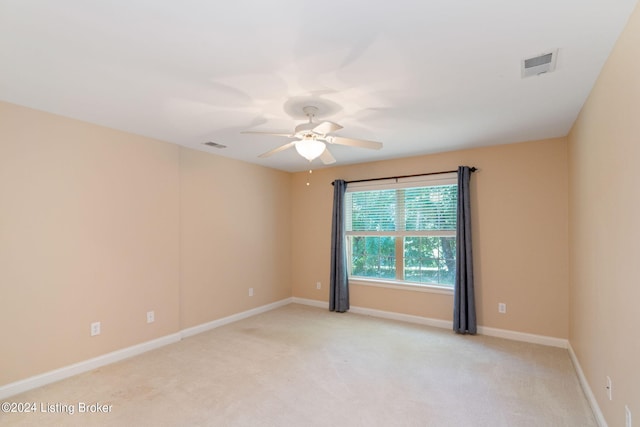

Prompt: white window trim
xmin=345 ymin=173 xmax=458 ymax=290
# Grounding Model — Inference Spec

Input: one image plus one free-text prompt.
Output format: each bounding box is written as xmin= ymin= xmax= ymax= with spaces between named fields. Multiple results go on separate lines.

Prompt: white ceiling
xmin=1 ymin=0 xmax=637 ymax=172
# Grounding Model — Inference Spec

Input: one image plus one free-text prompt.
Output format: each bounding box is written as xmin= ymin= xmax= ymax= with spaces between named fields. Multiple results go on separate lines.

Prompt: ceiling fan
xmin=241 ymin=106 xmax=383 ymax=164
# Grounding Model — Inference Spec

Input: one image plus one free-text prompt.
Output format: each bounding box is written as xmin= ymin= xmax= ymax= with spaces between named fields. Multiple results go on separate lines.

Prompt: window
xmin=345 ymin=174 xmax=457 ymax=288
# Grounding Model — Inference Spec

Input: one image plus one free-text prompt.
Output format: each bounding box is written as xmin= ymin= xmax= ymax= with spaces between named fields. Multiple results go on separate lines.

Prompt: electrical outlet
xmin=606 ymin=376 xmax=612 ymax=400
xmin=90 ymin=322 xmax=101 ymax=336
xmin=147 ymin=311 xmax=155 ymax=323
xmin=626 ymin=405 xmax=632 ymax=427
xmin=249 ymin=288 xmax=254 ymax=297
xmin=316 ymin=281 xmax=321 ymax=290
xmin=498 ymin=303 xmax=507 ymax=314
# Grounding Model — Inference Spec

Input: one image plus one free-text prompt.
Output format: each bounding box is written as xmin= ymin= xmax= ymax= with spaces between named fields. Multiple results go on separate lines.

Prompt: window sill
xmin=348 ymin=277 xmax=454 ymax=295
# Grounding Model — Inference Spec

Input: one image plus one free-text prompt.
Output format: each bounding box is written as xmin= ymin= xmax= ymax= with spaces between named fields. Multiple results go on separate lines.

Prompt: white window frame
xmin=345 ymin=173 xmax=457 ymax=294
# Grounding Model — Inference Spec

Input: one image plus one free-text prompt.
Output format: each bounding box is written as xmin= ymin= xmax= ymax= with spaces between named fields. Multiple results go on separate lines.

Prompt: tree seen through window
xmin=346 ymin=182 xmax=457 ymax=287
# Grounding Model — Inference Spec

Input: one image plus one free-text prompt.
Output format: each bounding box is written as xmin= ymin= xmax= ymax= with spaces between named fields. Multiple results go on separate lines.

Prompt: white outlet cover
xmin=498 ymin=303 xmax=507 ymax=314
xmin=147 ymin=311 xmax=155 ymax=323
xmin=249 ymin=288 xmax=254 ymax=296
xmin=90 ymin=322 xmax=101 ymax=336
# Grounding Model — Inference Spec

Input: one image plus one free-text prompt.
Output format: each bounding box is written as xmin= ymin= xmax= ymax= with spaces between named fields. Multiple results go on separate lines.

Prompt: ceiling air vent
xmin=203 ymin=141 xmax=227 ymax=149
xmin=521 ymin=49 xmax=558 ymax=78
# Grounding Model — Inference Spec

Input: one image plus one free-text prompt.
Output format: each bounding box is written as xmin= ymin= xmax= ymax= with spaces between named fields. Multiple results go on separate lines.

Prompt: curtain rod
xmin=332 ymin=167 xmax=476 ymax=185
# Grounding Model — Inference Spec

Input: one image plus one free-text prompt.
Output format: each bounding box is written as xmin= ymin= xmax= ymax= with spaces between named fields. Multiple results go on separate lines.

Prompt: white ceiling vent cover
xmin=522 ymin=50 xmax=558 ymax=78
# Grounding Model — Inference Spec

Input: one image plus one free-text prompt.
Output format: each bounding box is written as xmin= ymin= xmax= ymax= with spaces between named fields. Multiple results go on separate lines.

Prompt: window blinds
xmin=345 ymin=184 xmax=457 ymax=233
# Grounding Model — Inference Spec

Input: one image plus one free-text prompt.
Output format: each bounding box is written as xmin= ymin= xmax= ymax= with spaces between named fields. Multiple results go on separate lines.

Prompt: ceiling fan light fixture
xmin=245 ymin=104 xmax=382 ymax=164
xmin=295 ymin=138 xmax=326 ymax=161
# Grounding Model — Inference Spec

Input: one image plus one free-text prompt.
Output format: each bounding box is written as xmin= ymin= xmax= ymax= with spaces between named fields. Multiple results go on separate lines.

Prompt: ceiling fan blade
xmin=241 ymin=131 xmax=292 ymax=137
xmin=320 ymin=147 xmax=336 ymax=165
xmin=328 ymin=136 xmax=383 ymax=150
xmin=312 ymin=121 xmax=343 ymax=135
xmin=259 ymin=141 xmax=296 ymax=158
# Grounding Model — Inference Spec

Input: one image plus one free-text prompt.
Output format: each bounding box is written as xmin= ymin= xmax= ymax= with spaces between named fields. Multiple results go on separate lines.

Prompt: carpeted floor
xmin=2 ymin=304 xmax=596 ymax=426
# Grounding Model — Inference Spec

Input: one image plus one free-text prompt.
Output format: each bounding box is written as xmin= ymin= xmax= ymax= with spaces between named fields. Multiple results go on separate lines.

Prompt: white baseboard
xmin=0 ymin=297 xmax=293 ymax=400
xmin=292 ymin=297 xmax=451 ymax=329
xmin=477 ymin=326 xmax=568 ymax=349
xmin=180 ymin=297 xmax=293 ymax=338
xmin=292 ymin=298 xmax=568 ymax=348
xmin=292 ymin=296 xmax=450 ymax=330
xmin=349 ymin=305 xmax=453 ymax=330
xmin=568 ymin=343 xmax=607 ymax=427
xmin=0 ymin=333 xmax=181 ymax=400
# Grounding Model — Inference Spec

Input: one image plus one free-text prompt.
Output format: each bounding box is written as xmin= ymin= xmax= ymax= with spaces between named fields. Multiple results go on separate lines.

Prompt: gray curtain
xmin=330 ymin=179 xmax=349 ymax=312
xmin=454 ymin=166 xmax=476 ymax=334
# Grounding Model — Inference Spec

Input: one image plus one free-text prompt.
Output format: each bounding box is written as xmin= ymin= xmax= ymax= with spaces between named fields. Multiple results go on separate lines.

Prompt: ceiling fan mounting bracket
xmin=302 ymin=105 xmax=319 ymax=118
xmin=283 ymin=97 xmax=342 ymax=120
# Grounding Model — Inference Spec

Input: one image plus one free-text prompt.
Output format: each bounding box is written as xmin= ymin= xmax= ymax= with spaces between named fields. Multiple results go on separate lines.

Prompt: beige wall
xmin=179 ymin=149 xmax=291 ymax=328
xmin=568 ymin=2 xmax=640 ymax=425
xmin=0 ymin=102 xmax=181 ymax=385
xmin=0 ymin=101 xmax=292 ymax=387
xmin=291 ymin=138 xmax=569 ymax=338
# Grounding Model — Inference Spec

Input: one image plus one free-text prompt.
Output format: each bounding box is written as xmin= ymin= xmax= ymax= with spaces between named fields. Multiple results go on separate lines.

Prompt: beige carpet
xmin=2 ymin=304 xmax=596 ymax=426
